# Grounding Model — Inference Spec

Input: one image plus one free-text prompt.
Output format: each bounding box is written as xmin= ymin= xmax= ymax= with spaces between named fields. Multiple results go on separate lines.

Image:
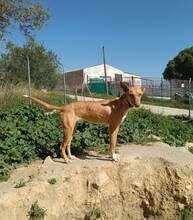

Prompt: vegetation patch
xmin=14 ymin=178 xmax=26 ymax=188
xmin=28 ymin=200 xmax=46 ymax=220
xmin=85 ymin=208 xmax=105 ymax=219
xmin=1 ymin=102 xmax=193 ymax=181
xmin=48 ymin=178 xmax=56 ymax=185
xmin=179 ymin=207 xmax=193 ymax=220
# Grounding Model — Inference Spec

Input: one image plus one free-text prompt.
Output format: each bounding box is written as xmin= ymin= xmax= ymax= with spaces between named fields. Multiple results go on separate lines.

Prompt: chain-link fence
xmin=57 ymin=75 xmax=193 ymax=102
xmin=142 ymin=78 xmax=193 ymax=101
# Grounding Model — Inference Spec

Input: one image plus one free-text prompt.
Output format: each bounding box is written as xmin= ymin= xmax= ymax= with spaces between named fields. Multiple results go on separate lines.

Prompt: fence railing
xmin=57 ymin=77 xmax=193 ymax=101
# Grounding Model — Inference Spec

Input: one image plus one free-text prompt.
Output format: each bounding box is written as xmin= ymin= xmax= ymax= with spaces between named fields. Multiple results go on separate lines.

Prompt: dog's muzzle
xmin=135 ymin=102 xmax=140 ymax=107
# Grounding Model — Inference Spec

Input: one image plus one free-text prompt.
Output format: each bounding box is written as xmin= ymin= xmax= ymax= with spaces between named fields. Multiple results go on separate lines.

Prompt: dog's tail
xmin=23 ymin=95 xmax=63 ymax=111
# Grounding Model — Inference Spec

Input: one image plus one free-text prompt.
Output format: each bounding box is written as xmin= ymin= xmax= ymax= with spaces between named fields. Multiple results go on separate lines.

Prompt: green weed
xmin=28 ymin=200 xmax=46 ymax=220
xmin=48 ymin=178 xmax=56 ymax=185
xmin=14 ymin=178 xmax=26 ymax=188
xmin=85 ymin=208 xmax=105 ymax=219
xmin=179 ymin=208 xmax=193 ymax=220
xmin=64 ymin=177 xmax=71 ymax=182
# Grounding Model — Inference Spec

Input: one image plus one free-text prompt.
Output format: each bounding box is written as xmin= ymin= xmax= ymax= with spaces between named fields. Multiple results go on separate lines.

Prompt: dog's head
xmin=120 ymin=81 xmax=146 ymax=108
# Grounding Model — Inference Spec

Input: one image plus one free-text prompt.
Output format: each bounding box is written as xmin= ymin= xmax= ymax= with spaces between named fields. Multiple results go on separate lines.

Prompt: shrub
xmin=0 ymin=103 xmax=62 ymax=178
xmin=121 ymin=108 xmax=192 ymax=147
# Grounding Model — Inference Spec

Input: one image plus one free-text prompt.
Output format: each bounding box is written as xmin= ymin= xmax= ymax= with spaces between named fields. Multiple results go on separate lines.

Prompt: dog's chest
xmin=121 ymin=111 xmax=128 ymax=123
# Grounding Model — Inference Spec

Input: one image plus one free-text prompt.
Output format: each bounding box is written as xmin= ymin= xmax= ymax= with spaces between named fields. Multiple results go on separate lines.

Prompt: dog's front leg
xmin=109 ymin=124 xmax=120 ymax=161
xmin=67 ymin=140 xmax=76 ymax=160
xmin=60 ymin=143 xmax=70 ymax=163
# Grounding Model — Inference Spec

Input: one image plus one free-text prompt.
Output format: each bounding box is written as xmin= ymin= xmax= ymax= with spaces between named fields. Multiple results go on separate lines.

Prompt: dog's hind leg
xmin=60 ymin=127 xmax=75 ymax=163
xmin=59 ymin=112 xmax=77 ymax=163
xmin=109 ymin=124 xmax=120 ymax=161
xmin=66 ymin=123 xmax=77 ymax=160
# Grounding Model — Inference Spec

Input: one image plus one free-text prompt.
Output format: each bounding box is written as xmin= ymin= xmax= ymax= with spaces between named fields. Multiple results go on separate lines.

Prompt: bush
xmin=122 ymin=108 xmax=193 ymax=146
xmin=0 ymin=104 xmax=62 ymax=178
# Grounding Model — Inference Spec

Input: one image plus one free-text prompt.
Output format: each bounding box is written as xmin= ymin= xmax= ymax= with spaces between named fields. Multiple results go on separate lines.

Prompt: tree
xmin=0 ymin=38 xmax=60 ymax=89
xmin=0 ymin=0 xmax=49 ymax=41
xmin=163 ymin=47 xmax=193 ymax=80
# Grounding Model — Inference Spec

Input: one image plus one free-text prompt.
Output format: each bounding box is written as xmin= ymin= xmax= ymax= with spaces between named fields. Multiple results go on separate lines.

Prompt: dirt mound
xmin=1 ymin=142 xmax=193 ymax=220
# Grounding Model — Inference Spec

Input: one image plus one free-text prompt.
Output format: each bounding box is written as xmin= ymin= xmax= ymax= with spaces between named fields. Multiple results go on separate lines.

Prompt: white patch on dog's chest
xmin=121 ymin=112 xmax=128 ymax=123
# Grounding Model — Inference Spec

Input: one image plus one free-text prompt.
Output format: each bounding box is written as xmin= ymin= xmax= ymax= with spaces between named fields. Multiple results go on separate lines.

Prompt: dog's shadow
xmin=78 ymin=153 xmax=113 ymax=162
xmin=52 ymin=153 xmax=112 ymax=164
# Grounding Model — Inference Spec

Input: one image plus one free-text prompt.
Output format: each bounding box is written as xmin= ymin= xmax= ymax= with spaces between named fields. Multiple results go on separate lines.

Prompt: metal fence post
xmin=188 ymin=78 xmax=192 ymax=119
xmin=26 ymin=56 xmax=32 ymax=104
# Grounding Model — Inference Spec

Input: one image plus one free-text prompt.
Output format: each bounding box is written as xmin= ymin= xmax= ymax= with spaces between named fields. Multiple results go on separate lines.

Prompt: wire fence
xmin=141 ymin=78 xmax=193 ymax=100
xmin=59 ymin=77 xmax=193 ymax=101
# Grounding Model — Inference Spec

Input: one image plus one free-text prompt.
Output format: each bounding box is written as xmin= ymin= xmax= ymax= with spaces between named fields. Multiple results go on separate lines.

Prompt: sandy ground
xmin=1 ymin=142 xmax=193 ymax=219
xmin=1 ymin=142 xmax=192 ymax=196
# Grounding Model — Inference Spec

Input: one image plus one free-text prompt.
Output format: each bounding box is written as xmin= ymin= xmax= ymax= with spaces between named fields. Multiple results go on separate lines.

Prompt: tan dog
xmin=24 ymin=81 xmax=146 ymax=163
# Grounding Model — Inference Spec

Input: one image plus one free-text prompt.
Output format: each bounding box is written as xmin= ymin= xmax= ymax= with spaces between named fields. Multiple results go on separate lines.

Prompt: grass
xmin=0 ymin=83 xmax=73 ymax=110
xmin=142 ymin=96 xmax=192 ymax=110
xmin=0 ymin=82 xmax=28 ymax=109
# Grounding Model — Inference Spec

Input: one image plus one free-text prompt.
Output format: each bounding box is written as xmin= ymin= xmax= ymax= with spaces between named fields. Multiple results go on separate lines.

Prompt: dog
xmin=23 ymin=81 xmax=146 ymax=163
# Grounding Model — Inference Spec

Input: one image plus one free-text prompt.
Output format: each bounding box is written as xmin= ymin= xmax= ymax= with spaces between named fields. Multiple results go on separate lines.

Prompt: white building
xmin=59 ymin=64 xmax=141 ymax=87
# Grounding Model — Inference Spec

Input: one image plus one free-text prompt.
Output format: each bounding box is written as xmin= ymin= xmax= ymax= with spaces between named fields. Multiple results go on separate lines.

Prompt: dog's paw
xmin=112 ymin=153 xmax=120 ymax=161
xmin=69 ymin=155 xmax=76 ymax=160
xmin=64 ymin=158 xmax=70 ymax=164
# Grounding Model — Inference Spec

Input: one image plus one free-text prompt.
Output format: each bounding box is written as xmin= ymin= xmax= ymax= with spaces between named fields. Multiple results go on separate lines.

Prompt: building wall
xmin=83 ymin=64 xmax=141 ymax=85
xmin=65 ymin=69 xmax=84 ymax=86
xmin=83 ymin=64 xmax=125 ymax=82
xmin=57 ymin=64 xmax=141 ymax=89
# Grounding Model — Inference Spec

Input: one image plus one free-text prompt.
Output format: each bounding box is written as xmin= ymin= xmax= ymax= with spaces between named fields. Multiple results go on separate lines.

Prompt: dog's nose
xmin=135 ymin=102 xmax=140 ymax=107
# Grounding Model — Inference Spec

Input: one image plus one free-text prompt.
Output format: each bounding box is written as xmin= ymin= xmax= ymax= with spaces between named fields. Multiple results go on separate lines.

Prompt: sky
xmin=3 ymin=0 xmax=193 ymax=78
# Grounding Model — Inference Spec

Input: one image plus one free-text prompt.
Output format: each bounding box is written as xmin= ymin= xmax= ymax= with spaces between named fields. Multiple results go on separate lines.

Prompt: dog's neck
xmin=121 ymin=93 xmax=133 ymax=108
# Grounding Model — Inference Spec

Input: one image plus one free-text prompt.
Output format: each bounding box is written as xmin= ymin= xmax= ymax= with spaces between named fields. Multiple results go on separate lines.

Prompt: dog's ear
xmin=140 ymin=85 xmax=146 ymax=93
xmin=120 ymin=81 xmax=129 ymax=93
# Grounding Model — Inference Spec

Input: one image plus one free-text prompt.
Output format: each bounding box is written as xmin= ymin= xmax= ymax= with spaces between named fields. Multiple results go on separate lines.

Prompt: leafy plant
xmin=28 ymin=200 xmax=46 ymax=220
xmin=188 ymin=147 xmax=193 ymax=154
xmin=0 ymin=103 xmax=62 ymax=180
xmin=120 ymin=108 xmax=192 ymax=147
xmin=14 ymin=178 xmax=26 ymax=188
xmin=179 ymin=208 xmax=193 ymax=220
xmin=48 ymin=178 xmax=56 ymax=185
xmin=85 ymin=208 xmax=105 ymax=219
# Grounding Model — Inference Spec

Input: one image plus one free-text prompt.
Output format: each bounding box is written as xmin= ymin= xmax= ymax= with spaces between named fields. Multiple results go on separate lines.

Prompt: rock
xmin=43 ymin=156 xmax=53 ymax=164
xmin=91 ymin=172 xmax=109 ymax=190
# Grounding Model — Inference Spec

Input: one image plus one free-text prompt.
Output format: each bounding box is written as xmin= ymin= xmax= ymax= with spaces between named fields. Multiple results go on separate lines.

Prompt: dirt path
xmin=142 ymin=104 xmax=192 ymax=116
